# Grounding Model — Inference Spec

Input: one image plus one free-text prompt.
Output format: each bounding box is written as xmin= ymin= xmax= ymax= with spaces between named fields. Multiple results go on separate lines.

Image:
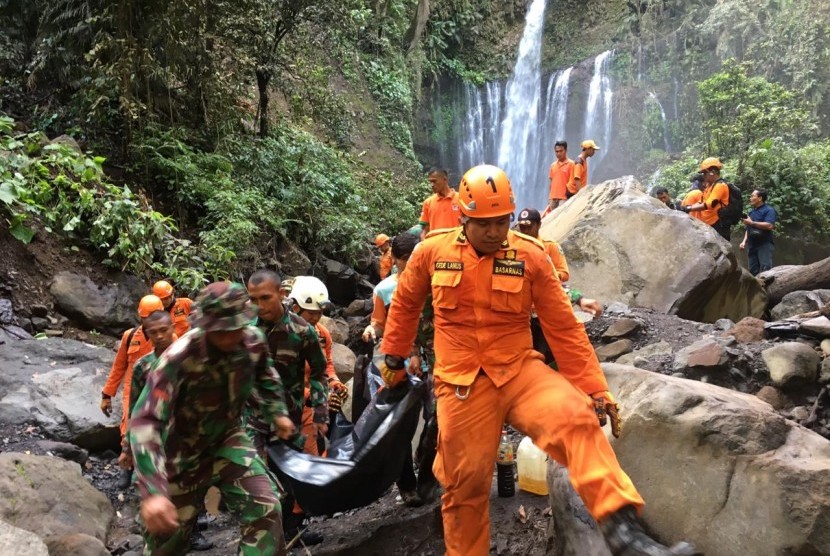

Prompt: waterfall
xmin=496 ymin=0 xmax=548 ymax=212
xmin=458 ymin=84 xmax=485 ymax=173
xmin=583 ymin=50 xmax=614 ymax=172
xmin=549 ymin=68 xmax=572 ymax=143
xmin=647 ymin=92 xmax=672 ymax=152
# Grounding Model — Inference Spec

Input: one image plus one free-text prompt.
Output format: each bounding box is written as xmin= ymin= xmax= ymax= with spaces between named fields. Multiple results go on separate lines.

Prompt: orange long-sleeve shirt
xmin=699 ymin=180 xmax=730 ymax=226
xmin=304 ymin=322 xmax=337 ymax=397
xmin=168 ymin=297 xmax=193 ymax=338
xmin=382 ymin=227 xmax=607 ymax=395
xmin=379 ymin=250 xmax=394 ymax=280
xmin=544 ymin=240 xmax=570 ymax=282
xmin=102 ymin=326 xmax=155 ymax=435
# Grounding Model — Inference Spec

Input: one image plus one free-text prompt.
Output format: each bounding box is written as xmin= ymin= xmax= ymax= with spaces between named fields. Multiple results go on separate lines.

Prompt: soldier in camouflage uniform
xmin=246 ymin=269 xmax=329 ymax=451
xmin=129 ymin=282 xmax=295 ymax=556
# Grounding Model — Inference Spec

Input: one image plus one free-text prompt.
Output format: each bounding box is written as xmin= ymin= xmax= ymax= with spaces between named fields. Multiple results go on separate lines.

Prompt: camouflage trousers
xmin=143 ymin=432 xmax=285 ymax=556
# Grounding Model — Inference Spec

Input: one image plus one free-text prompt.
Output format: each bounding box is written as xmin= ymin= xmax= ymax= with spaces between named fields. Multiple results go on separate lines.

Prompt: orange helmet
xmin=699 ymin=157 xmax=723 ymax=171
xmin=458 ymin=165 xmax=515 ymax=218
xmin=375 ymin=233 xmax=390 ymax=248
xmin=152 ymin=280 xmax=174 ymax=299
xmin=138 ymin=295 xmax=164 ymax=318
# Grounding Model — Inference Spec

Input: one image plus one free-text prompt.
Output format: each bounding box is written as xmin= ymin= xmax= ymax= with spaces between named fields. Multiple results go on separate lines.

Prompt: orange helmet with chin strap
xmin=458 ymin=165 xmax=515 ymax=219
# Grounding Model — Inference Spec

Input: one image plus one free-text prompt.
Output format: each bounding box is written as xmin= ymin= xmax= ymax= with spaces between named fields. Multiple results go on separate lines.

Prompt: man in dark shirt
xmin=739 ymin=188 xmax=777 ymax=275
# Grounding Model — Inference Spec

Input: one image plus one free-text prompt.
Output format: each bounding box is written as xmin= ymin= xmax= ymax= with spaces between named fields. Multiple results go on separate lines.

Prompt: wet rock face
xmin=49 ymin=271 xmax=146 ymax=335
xmin=540 ymin=177 xmax=766 ymax=323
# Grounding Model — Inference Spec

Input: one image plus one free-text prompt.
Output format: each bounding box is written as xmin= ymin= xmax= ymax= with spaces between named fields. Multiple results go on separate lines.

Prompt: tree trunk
xmin=762 ymin=256 xmax=830 ymax=306
xmin=403 ymin=0 xmax=430 ymax=56
xmin=546 ymin=461 xmax=612 ymax=556
xmin=256 ymin=68 xmax=270 ymax=137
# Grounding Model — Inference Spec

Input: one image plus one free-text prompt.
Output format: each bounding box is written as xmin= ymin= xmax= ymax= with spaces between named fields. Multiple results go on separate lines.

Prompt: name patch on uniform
xmin=493 ymin=259 xmax=525 ymax=276
xmin=435 ymin=261 xmax=464 ymax=271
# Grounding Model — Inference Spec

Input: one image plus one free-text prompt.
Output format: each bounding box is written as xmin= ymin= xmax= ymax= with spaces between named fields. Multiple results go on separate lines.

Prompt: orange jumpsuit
xmin=682 ymin=189 xmax=704 ymax=222
xmin=570 ymin=155 xmax=588 ymax=194
xmin=379 ymin=250 xmax=394 ymax=279
xmin=698 ymin=181 xmax=730 ymax=226
xmin=543 ymin=239 xmax=570 ymax=282
xmin=382 ymin=227 xmax=643 ymax=556
xmin=167 ymin=297 xmax=193 ymax=338
xmin=102 ymin=327 xmax=155 ymax=436
xmin=302 ymin=322 xmax=337 ymax=456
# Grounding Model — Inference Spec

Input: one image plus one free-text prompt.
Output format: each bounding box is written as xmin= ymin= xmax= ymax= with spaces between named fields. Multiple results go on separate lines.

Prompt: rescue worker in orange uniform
xmin=418 ymin=167 xmax=461 ymax=234
xmin=380 ymin=165 xmax=698 ymax=556
xmin=569 ymin=139 xmax=599 ymax=198
xmin=681 ymin=174 xmax=705 ymax=222
xmin=153 ymin=280 xmax=193 ymax=337
xmin=546 ymin=140 xmax=574 ymax=212
xmin=287 ymin=276 xmax=348 ymax=457
xmin=100 ymin=294 xmax=165 ymax=489
xmin=376 ymin=234 xmax=394 ymax=280
xmin=682 ymin=157 xmax=731 ymax=239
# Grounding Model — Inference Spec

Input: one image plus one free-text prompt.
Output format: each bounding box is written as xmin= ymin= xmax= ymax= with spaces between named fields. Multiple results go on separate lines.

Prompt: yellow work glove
xmin=591 ymin=390 xmax=622 ymax=438
xmin=100 ymin=395 xmax=112 ymax=417
xmin=380 ymin=355 xmax=407 ymax=389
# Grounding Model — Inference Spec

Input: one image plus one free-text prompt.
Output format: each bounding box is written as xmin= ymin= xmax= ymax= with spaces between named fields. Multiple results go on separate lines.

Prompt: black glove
xmin=680 ymin=205 xmax=692 ymax=213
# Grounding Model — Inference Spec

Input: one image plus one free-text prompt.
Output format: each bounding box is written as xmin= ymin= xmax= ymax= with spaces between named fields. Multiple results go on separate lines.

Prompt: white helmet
xmin=290 ymin=276 xmax=331 ymax=311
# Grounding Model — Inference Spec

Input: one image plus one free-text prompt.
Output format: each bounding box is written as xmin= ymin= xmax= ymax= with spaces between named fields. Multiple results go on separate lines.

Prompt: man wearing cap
xmin=375 ymin=234 xmax=394 ymax=280
xmin=682 ymin=157 xmax=731 ymax=240
xmin=129 ymin=282 xmax=294 ymax=555
xmin=547 ymin=140 xmax=574 ymax=212
xmin=569 ymin=140 xmax=600 ymax=198
xmin=101 ymin=294 xmax=165 ymax=489
xmin=153 ymin=280 xmax=194 ymax=338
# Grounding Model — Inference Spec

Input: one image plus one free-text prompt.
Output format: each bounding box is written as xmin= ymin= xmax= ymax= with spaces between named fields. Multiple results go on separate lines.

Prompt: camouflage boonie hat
xmin=193 ymin=282 xmax=257 ymax=332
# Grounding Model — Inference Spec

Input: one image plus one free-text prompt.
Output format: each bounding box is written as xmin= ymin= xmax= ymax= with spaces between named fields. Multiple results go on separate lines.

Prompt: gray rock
xmin=714 ymin=318 xmax=735 ymax=331
xmin=673 ymin=338 xmax=729 ymax=372
xmin=30 ymin=317 xmax=49 ymax=332
xmin=49 ymin=134 xmax=82 ymax=153
xmin=320 ymin=316 xmax=349 ymax=345
xmin=276 ymin=240 xmax=311 ymax=277
xmin=820 ymin=358 xmax=830 ymax=385
xmin=34 ymin=440 xmax=88 ymax=465
xmin=594 ymin=339 xmax=633 ymax=362
xmin=0 ymin=299 xmax=13 ymax=324
xmin=603 ymin=363 xmax=830 ymax=556
xmin=604 ymin=302 xmax=631 ymax=315
xmin=538 ymin=177 xmax=766 ymax=322
xmin=0 ymin=325 xmax=32 ymax=343
xmin=790 ymin=406 xmax=811 ymax=422
xmin=0 ymin=520 xmax=49 ymax=555
xmin=332 ymin=343 xmax=356 ymax=382
xmin=343 ymin=299 xmax=370 ymax=317
xmin=762 ymin=342 xmax=822 ymax=387
xmin=616 ymin=341 xmax=673 ymax=366
xmin=322 ymin=259 xmax=359 ymax=306
xmin=601 ymin=318 xmax=641 ymax=340
xmin=0 ymin=338 xmax=120 ymax=451
xmin=755 ymin=386 xmax=789 ymax=410
xmin=770 ymin=290 xmax=830 ymax=321
xmin=0 ymin=453 xmax=113 ymax=544
xmin=47 ymin=533 xmax=109 ymax=556
xmin=30 ymin=305 xmax=49 ymax=318
xmin=801 ymin=316 xmax=830 ymax=338
xmin=49 ymin=271 xmax=146 ymax=335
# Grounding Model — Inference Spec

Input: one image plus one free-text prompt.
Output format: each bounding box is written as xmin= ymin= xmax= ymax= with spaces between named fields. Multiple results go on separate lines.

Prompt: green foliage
xmin=697 ymin=59 xmax=817 ymax=171
xmin=651 ymin=155 xmax=701 ymax=200
xmin=362 ymin=57 xmax=417 ymax=158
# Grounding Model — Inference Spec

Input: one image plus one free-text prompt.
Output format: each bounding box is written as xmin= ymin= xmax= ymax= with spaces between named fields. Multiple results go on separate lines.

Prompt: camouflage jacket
xmin=256 ymin=311 xmax=328 ymax=423
xmin=128 ymin=327 xmax=288 ymax=498
xmin=120 ymin=351 xmax=160 ymax=454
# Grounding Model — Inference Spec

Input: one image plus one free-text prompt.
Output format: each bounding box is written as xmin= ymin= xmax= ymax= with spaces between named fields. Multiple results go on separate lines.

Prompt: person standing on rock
xmin=286 ymin=275 xmax=348 ymax=456
xmin=417 ymin=167 xmax=461 ymax=235
xmin=129 ymin=281 xmax=294 ymax=556
xmin=740 ymin=188 xmax=777 ymax=275
xmin=246 ymin=269 xmax=329 ymax=546
xmin=376 ymin=234 xmax=394 ymax=280
xmin=569 ymin=140 xmax=599 ymax=198
xmin=681 ymin=157 xmax=732 ymax=240
xmin=545 ymin=140 xmax=573 ymax=213
xmin=100 ymin=294 xmax=165 ymax=490
xmin=152 ymin=280 xmax=193 ymax=338
xmin=380 ymin=165 xmax=698 ymax=556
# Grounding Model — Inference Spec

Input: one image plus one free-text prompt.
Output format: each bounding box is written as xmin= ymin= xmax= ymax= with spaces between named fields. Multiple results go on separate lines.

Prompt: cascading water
xmin=495 ymin=0 xmax=548 ymax=212
xmin=647 ymin=92 xmax=672 ymax=152
xmin=583 ymin=50 xmax=614 ymax=171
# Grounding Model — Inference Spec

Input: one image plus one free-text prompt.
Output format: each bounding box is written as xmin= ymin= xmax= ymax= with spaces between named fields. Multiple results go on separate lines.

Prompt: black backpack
xmin=716 ymin=180 xmax=743 ymax=226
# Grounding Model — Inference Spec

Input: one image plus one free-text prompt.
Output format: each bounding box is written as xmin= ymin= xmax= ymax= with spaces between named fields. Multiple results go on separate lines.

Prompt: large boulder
xmin=540 ymin=177 xmax=766 ymax=322
xmin=602 ymin=363 xmax=830 ymax=556
xmin=0 ymin=453 xmax=114 ymax=545
xmin=762 ymin=342 xmax=821 ymax=387
xmin=0 ymin=338 xmax=120 ymax=451
xmin=320 ymin=316 xmax=350 ymax=345
xmin=0 ymin=520 xmax=49 ymax=556
xmin=49 ymin=271 xmax=146 ymax=335
xmin=332 ymin=343 xmax=357 ymax=382
xmin=320 ymin=259 xmax=358 ymax=306
xmin=275 ymin=239 xmax=311 ymax=277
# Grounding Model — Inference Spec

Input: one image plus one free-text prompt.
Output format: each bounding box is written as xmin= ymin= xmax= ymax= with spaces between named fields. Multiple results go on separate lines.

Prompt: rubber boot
xmin=117 ymin=467 xmax=132 ymax=490
xmin=600 ymin=506 xmax=701 ymax=556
